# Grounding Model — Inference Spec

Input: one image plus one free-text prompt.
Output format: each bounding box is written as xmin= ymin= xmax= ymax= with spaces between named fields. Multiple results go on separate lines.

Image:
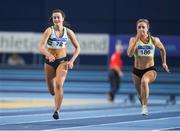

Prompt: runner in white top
xmin=39 ymin=9 xmax=80 ymax=120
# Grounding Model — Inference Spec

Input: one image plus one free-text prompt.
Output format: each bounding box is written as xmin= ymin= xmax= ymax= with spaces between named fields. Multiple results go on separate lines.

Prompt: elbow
xmin=160 ymin=48 xmax=166 ymax=54
xmin=38 ymin=45 xmax=44 ymax=54
xmin=78 ymin=47 xmax=81 ymax=54
xmin=38 ymin=46 xmax=42 ymax=53
xmin=76 ymin=46 xmax=81 ymax=55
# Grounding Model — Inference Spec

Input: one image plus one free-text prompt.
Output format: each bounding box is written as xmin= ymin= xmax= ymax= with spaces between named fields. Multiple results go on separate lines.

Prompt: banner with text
xmin=109 ymin=35 xmax=180 ymax=57
xmin=0 ymin=32 xmax=109 ymax=55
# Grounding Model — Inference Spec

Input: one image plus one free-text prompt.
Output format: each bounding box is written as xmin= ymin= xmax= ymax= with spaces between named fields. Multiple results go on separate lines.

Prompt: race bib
xmin=47 ymin=37 xmax=67 ymax=49
xmin=137 ymin=45 xmax=154 ymax=57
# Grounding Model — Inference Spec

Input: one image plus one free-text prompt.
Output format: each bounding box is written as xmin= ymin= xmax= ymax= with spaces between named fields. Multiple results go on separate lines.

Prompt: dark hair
xmin=136 ymin=19 xmax=150 ymax=29
xmin=49 ymin=9 xmax=71 ymax=28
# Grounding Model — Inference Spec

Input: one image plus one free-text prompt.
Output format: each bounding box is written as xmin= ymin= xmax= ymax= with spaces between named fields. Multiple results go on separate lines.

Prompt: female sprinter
xmin=127 ymin=19 xmax=169 ymax=115
xmin=39 ymin=9 xmax=80 ymax=119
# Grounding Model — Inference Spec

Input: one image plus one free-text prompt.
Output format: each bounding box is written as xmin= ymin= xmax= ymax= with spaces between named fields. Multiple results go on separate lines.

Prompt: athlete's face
xmin=137 ymin=22 xmax=149 ymax=36
xmin=52 ymin=12 xmax=64 ymax=25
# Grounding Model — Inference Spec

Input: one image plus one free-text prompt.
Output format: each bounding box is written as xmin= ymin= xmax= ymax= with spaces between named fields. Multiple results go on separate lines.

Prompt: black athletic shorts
xmin=133 ymin=66 xmax=157 ymax=78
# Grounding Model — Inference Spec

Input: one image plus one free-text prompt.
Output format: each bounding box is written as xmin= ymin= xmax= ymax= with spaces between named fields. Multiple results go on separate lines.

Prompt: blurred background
xmin=0 ymin=1 xmax=180 ymax=130
xmin=0 ymin=0 xmax=180 ymax=69
xmin=0 ymin=0 xmax=180 ymax=104
xmin=0 ymin=0 xmax=180 ymax=103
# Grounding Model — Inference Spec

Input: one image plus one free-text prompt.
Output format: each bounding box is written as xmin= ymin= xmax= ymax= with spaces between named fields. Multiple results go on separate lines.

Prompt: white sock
xmin=142 ymin=105 xmax=147 ymax=108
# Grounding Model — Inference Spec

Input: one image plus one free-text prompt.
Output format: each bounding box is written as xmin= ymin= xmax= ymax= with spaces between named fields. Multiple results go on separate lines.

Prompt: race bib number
xmin=137 ymin=45 xmax=154 ymax=56
xmin=47 ymin=39 xmax=66 ymax=49
xmin=51 ymin=42 xmax=63 ymax=47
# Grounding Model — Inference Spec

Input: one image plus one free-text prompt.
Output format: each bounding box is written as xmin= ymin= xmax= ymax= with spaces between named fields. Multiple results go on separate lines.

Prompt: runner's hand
xmin=47 ymin=54 xmax=55 ymax=62
xmin=68 ymin=61 xmax=74 ymax=69
xmin=162 ymin=63 xmax=170 ymax=73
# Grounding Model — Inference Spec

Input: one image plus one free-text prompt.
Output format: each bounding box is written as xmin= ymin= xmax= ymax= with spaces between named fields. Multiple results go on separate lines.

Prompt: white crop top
xmin=46 ymin=26 xmax=68 ymax=49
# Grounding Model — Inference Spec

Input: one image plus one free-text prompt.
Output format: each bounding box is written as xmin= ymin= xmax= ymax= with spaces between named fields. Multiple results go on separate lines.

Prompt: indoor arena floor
xmin=0 ymin=68 xmax=180 ymax=130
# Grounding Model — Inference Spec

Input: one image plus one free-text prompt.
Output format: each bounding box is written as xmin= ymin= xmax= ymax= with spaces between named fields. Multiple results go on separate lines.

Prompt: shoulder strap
xmin=51 ymin=26 xmax=56 ymax=36
xmin=63 ymin=27 xmax=68 ymax=38
xmin=150 ymin=35 xmax=156 ymax=46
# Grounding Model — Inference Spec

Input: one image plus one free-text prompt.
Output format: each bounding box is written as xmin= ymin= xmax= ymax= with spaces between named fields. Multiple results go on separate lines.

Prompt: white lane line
xmin=0 ymin=111 xmax=139 ymax=126
xmin=0 ymin=109 xmax=179 ymax=127
xmin=0 ymin=106 xmax=141 ymax=125
xmin=152 ymin=126 xmax=180 ymax=131
xmin=44 ymin=116 xmax=180 ymax=130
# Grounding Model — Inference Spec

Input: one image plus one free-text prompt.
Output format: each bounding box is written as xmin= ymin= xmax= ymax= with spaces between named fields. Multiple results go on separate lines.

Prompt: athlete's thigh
xmin=132 ymin=73 xmax=141 ymax=87
xmin=142 ymin=70 xmax=157 ymax=83
xmin=56 ymin=62 xmax=68 ymax=83
xmin=44 ymin=64 xmax=56 ymax=81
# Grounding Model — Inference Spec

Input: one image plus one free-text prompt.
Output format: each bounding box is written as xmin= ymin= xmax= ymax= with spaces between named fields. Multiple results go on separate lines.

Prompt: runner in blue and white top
xmin=46 ymin=26 xmax=68 ymax=49
xmin=39 ymin=9 xmax=80 ymax=120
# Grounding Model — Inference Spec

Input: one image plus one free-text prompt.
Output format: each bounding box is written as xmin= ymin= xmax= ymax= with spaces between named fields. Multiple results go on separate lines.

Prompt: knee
xmin=55 ymin=82 xmax=63 ymax=89
xmin=54 ymin=82 xmax=63 ymax=95
xmin=141 ymin=78 xmax=149 ymax=87
xmin=54 ymin=84 xmax=64 ymax=97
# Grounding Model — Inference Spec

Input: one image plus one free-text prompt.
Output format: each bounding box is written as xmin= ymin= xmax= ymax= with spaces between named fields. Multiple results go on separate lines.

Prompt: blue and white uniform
xmin=46 ymin=26 xmax=68 ymax=49
xmin=45 ymin=26 xmax=69 ymax=70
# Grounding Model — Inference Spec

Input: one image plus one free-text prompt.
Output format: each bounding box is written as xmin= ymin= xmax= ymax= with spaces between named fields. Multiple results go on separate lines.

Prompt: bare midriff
xmin=47 ymin=48 xmax=67 ymax=59
xmin=134 ymin=56 xmax=154 ymax=69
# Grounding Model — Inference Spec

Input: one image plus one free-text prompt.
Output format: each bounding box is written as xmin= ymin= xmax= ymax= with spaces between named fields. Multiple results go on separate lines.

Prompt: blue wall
xmin=0 ymin=0 xmax=180 ymax=68
xmin=0 ymin=0 xmax=180 ymax=35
